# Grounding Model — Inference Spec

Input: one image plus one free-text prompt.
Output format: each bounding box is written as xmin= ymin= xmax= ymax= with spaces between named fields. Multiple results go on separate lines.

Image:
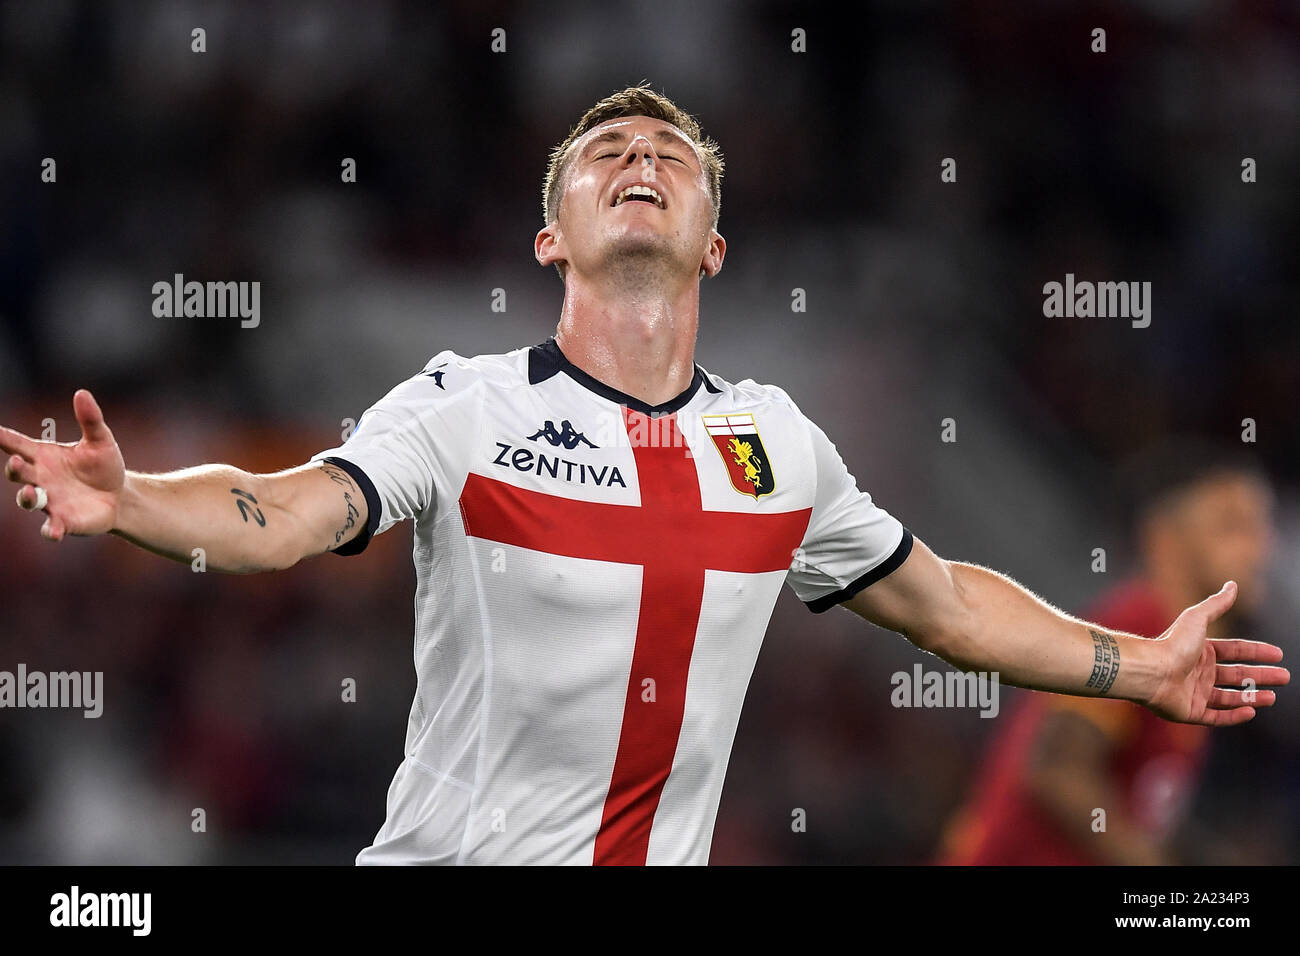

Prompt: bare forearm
xmin=847 ymin=537 xmax=1280 ymax=727
xmin=930 ymin=562 xmax=1164 ymax=704
xmin=111 ymin=466 xmax=302 ymax=573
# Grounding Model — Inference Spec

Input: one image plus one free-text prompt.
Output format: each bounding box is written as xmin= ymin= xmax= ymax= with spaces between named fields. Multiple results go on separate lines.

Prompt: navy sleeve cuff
xmin=321 ymin=456 xmax=382 ymax=556
xmin=804 ymin=528 xmax=914 ymax=614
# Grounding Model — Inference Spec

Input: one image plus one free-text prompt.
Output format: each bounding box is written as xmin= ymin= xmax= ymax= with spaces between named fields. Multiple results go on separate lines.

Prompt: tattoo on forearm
xmin=1085 ymin=628 xmax=1120 ymax=694
xmin=230 ymin=488 xmax=266 ymax=527
xmin=321 ymin=464 xmax=361 ymax=548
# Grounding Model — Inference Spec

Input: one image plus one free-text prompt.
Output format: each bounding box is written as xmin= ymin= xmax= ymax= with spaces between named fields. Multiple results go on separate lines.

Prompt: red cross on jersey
xmin=312 ymin=338 xmax=913 ymax=865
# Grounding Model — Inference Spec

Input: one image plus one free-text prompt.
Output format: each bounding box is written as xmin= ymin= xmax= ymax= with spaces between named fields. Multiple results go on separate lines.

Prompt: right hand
xmin=2 ymin=389 xmax=126 ymax=541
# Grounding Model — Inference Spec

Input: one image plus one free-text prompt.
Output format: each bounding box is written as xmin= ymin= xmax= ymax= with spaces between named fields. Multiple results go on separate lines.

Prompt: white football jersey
xmin=310 ymin=338 xmax=912 ymax=865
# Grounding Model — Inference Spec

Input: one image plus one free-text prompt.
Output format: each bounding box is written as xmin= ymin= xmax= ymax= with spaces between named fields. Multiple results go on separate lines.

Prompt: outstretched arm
xmin=841 ymin=535 xmax=1289 ymax=726
xmin=3 ymin=389 xmax=368 ymax=573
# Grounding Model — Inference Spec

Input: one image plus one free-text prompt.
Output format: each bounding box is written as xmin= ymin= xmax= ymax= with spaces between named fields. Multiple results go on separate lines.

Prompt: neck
xmin=553 ymin=268 xmax=700 ymax=408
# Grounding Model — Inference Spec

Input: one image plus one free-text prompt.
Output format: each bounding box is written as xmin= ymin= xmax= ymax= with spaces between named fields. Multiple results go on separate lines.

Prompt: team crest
xmin=703 ymin=413 xmax=775 ymax=498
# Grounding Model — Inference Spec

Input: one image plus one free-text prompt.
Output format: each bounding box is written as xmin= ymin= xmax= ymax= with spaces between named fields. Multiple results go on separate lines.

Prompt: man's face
xmin=1163 ymin=473 xmax=1277 ymax=613
xmin=536 ymin=116 xmax=724 ymax=283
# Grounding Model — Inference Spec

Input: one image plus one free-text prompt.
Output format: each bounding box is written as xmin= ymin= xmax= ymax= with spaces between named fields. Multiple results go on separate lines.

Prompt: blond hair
xmin=543 ymin=83 xmax=724 ymax=233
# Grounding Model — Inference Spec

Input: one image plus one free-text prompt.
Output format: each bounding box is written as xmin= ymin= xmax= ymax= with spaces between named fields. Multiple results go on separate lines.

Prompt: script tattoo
xmin=1085 ymin=628 xmax=1121 ymax=695
xmin=230 ymin=488 xmax=266 ymax=527
xmin=322 ymin=464 xmax=361 ymax=548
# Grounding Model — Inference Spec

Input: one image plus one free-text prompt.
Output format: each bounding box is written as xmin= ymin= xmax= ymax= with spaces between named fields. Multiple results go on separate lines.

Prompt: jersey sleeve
xmin=777 ymin=389 xmax=913 ymax=612
xmin=309 ymin=352 xmax=483 ymax=555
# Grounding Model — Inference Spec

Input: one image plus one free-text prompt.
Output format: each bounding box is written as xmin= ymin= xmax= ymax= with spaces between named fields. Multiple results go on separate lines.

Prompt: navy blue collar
xmin=527 ymin=337 xmax=719 ymax=416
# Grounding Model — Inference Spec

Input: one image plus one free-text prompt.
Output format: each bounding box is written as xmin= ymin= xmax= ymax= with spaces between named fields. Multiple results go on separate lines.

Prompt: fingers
xmin=14 ymin=483 xmax=64 ymax=542
xmin=5 ymin=453 xmax=39 ymax=485
xmin=1209 ymin=686 xmax=1276 ymax=709
xmin=73 ymin=389 xmax=112 ymax=444
xmin=1199 ymin=706 xmax=1256 ymax=728
xmin=0 ymin=424 xmax=38 ymax=459
xmin=5 ymin=390 xmax=107 ymax=452
xmin=1215 ymin=663 xmax=1291 ymax=688
xmin=1210 ymin=639 xmax=1285 ymax=664
xmin=15 ymin=483 xmax=46 ymax=510
xmin=8 ymin=446 xmax=59 ymax=540
xmin=40 ymin=513 xmax=66 ymax=542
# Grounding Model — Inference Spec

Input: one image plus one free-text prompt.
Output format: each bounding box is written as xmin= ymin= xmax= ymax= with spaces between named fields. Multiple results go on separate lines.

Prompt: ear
xmin=700 ymin=228 xmax=726 ymax=279
xmin=535 ymin=222 xmax=567 ymax=270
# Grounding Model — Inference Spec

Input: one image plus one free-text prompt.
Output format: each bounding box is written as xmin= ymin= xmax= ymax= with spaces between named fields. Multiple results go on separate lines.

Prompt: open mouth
xmin=613 ymin=185 xmax=664 ymax=209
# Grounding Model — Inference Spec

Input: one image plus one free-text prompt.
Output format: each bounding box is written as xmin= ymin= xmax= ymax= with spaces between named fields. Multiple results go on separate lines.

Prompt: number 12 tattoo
xmin=230 ymin=488 xmax=267 ymax=527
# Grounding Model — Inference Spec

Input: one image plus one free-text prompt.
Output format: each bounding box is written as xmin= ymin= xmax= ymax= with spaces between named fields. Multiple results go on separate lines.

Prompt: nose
xmin=623 ymin=134 xmax=657 ymax=168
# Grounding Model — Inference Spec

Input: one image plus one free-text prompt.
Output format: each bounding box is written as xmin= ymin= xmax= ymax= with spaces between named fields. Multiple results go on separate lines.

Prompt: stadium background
xmin=1 ymin=1 xmax=1297 ymax=863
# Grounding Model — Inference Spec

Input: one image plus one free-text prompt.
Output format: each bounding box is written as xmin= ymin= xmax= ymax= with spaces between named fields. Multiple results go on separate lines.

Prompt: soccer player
xmin=939 ymin=441 xmax=1277 ymax=865
xmin=2 ymin=86 xmax=1289 ymax=865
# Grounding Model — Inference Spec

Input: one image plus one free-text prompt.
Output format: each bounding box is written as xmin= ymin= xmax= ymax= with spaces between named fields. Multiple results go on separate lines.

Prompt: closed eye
xmin=594 ymin=151 xmax=684 ymax=164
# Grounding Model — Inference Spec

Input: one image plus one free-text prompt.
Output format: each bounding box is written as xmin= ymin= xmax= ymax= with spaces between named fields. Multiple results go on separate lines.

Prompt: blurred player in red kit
xmin=940 ymin=439 xmax=1276 ymax=865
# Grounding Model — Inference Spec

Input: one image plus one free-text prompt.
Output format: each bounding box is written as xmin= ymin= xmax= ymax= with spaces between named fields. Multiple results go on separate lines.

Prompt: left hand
xmin=1145 ymin=581 xmax=1290 ymax=726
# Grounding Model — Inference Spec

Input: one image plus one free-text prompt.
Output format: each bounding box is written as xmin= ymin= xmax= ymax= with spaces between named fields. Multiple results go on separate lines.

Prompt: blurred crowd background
xmin=1 ymin=0 xmax=1297 ymax=864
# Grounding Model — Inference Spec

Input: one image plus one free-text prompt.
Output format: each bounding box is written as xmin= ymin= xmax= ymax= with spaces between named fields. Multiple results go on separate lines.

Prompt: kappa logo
xmin=703 ymin=413 xmax=775 ymax=498
xmin=422 ymin=364 xmax=446 ymax=389
xmin=528 ymin=419 xmax=598 ymax=449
